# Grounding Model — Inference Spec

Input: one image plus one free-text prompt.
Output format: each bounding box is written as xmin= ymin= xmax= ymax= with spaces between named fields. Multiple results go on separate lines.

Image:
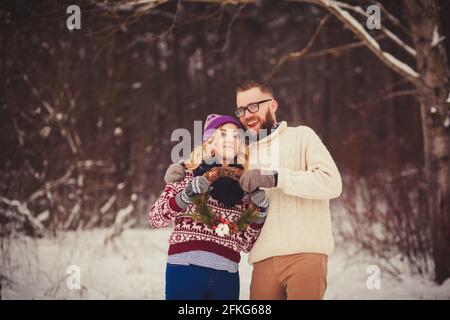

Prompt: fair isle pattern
xmin=148 ymin=170 xmax=264 ymax=255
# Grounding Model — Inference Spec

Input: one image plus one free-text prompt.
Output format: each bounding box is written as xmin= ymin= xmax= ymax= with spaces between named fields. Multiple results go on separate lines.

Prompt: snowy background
xmin=2 ymin=227 xmax=450 ymax=300
xmin=1 ymin=0 xmax=450 ymax=300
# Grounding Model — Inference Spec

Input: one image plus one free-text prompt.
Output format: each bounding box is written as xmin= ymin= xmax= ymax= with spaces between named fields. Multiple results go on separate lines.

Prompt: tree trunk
xmin=404 ymin=0 xmax=450 ymax=284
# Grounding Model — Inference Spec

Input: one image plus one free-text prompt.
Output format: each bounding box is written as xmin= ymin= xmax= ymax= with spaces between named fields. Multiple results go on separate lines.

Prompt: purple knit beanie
xmin=202 ymin=114 xmax=241 ymax=142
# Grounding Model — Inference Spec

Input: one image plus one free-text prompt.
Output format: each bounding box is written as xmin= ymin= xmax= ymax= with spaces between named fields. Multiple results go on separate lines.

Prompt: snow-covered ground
xmin=1 ymin=228 xmax=449 ymax=299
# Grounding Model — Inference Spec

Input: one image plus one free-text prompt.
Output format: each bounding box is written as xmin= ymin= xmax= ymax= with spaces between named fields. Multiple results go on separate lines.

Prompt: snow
xmin=1 ymin=228 xmax=449 ymax=300
xmin=114 ymin=127 xmax=123 ymax=137
xmin=100 ymin=195 xmax=116 ymax=214
xmin=381 ymin=51 xmax=420 ymax=78
xmin=131 ymin=82 xmax=142 ymax=89
xmin=444 ymin=117 xmax=450 ymax=128
xmin=431 ymin=26 xmax=445 ymax=48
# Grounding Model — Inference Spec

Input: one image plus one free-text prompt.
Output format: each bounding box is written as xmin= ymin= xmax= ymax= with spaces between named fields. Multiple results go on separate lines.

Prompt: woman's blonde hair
xmin=184 ymin=125 xmax=248 ymax=171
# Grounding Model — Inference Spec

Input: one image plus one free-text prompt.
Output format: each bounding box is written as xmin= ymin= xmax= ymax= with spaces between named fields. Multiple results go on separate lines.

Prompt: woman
xmin=148 ymin=114 xmax=269 ymax=300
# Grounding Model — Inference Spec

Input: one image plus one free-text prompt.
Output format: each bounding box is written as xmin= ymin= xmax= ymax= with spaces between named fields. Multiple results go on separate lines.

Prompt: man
xmin=164 ymin=80 xmax=342 ymax=300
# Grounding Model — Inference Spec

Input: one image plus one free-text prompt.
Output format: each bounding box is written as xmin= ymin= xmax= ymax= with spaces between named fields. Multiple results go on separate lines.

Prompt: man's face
xmin=236 ymin=87 xmax=277 ymax=135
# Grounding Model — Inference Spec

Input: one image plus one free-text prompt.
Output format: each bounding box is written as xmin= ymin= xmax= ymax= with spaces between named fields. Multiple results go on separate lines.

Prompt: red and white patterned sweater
xmin=148 ymin=170 xmax=264 ymax=263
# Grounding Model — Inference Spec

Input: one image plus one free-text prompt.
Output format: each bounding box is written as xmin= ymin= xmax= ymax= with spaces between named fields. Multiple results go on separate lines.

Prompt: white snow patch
xmin=444 ymin=117 xmax=450 ymax=128
xmin=431 ymin=26 xmax=445 ymax=48
xmin=381 ymin=52 xmax=420 ymax=78
xmin=113 ymin=127 xmax=123 ymax=137
xmin=1 ymin=228 xmax=449 ymax=299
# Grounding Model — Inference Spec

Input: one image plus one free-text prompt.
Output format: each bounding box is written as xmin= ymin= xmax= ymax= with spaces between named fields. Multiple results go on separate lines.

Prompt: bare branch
xmin=374 ymin=1 xmax=412 ymax=37
xmin=166 ymin=0 xmax=421 ymax=83
xmin=286 ymin=0 xmax=420 ymax=84
xmin=29 ymin=165 xmax=75 ymax=202
xmin=107 ymin=0 xmax=419 ymax=83
xmin=301 ymin=35 xmax=385 ymax=59
xmin=267 ymin=34 xmax=388 ymax=79
xmin=104 ymin=197 xmax=137 ymax=245
xmin=0 ymin=197 xmax=45 ymax=237
xmin=208 ymin=3 xmax=247 ymax=55
xmin=325 ymin=0 xmax=416 ymax=56
xmin=266 ymin=13 xmax=331 ymax=80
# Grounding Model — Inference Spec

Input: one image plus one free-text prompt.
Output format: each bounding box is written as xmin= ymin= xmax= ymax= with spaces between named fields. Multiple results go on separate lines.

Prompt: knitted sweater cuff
xmin=170 ymin=195 xmax=186 ymax=212
xmin=273 ymin=171 xmax=278 ymax=187
xmin=252 ymin=210 xmax=267 ymax=225
xmin=250 ymin=218 xmax=266 ymax=228
xmin=275 ymin=167 xmax=288 ymax=190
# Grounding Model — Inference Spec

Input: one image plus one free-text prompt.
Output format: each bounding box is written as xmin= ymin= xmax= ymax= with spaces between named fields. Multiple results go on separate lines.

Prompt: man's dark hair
xmin=235 ymin=80 xmax=274 ymax=96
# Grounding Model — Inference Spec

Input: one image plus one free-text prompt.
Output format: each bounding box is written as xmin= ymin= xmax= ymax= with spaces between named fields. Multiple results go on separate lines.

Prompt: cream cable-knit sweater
xmin=247 ymin=121 xmax=342 ymax=264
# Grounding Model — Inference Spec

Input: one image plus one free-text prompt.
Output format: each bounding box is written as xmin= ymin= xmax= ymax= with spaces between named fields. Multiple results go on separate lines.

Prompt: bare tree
xmin=125 ymin=0 xmax=450 ymax=283
xmin=1 ymin=0 xmax=448 ymax=285
xmin=402 ymin=0 xmax=450 ymax=284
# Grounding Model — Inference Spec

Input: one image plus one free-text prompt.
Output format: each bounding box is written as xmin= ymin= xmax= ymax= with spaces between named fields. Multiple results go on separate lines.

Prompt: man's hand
xmin=239 ymin=169 xmax=277 ymax=192
xmin=164 ymin=163 xmax=185 ymax=184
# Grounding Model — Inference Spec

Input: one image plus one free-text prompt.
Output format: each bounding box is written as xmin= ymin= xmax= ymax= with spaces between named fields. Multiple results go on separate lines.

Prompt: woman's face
xmin=213 ymin=123 xmax=241 ymax=163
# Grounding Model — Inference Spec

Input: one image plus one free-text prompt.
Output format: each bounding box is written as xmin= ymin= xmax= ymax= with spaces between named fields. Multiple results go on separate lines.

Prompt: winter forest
xmin=1 ymin=0 xmax=450 ymax=299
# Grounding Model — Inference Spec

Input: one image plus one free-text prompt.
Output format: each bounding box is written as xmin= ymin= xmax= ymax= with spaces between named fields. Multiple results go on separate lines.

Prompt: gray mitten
xmin=250 ymin=189 xmax=269 ymax=224
xmin=164 ymin=163 xmax=186 ymax=184
xmin=175 ymin=176 xmax=209 ymax=209
xmin=239 ymin=169 xmax=277 ymax=192
xmin=252 ymin=189 xmax=269 ymax=211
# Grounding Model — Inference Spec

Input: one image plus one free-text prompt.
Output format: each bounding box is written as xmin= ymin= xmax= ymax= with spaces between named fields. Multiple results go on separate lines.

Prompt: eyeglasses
xmin=234 ymin=99 xmax=272 ymax=117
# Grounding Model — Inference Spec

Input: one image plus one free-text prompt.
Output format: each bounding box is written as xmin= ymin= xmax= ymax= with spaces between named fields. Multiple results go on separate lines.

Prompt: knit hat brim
xmin=203 ymin=115 xmax=242 ymax=142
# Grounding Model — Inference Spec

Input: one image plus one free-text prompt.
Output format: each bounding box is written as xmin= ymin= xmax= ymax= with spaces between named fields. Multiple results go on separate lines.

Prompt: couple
xmin=148 ymin=80 xmax=342 ymax=300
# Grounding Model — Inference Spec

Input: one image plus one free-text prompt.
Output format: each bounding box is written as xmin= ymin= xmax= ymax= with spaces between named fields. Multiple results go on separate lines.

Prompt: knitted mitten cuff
xmin=255 ymin=211 xmax=268 ymax=224
xmin=175 ymin=191 xmax=192 ymax=209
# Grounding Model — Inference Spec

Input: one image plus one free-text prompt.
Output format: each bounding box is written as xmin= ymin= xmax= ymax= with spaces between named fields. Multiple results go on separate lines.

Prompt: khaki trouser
xmin=250 ymin=253 xmax=328 ymax=300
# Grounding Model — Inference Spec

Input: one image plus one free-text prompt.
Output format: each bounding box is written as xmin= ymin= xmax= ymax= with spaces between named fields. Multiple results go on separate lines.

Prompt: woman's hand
xmin=164 ymin=163 xmax=186 ymax=184
xmin=185 ymin=176 xmax=210 ymax=196
xmin=251 ymin=189 xmax=269 ymax=211
xmin=175 ymin=176 xmax=209 ymax=209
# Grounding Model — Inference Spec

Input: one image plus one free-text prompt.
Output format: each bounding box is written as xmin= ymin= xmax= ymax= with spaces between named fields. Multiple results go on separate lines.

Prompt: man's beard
xmin=257 ymin=109 xmax=275 ymax=140
xmin=242 ymin=109 xmax=276 ymax=143
xmin=260 ymin=109 xmax=275 ymax=131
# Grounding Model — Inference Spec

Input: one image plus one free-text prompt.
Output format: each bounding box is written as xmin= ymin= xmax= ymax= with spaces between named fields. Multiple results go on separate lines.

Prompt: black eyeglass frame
xmin=234 ymin=99 xmax=272 ymax=117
